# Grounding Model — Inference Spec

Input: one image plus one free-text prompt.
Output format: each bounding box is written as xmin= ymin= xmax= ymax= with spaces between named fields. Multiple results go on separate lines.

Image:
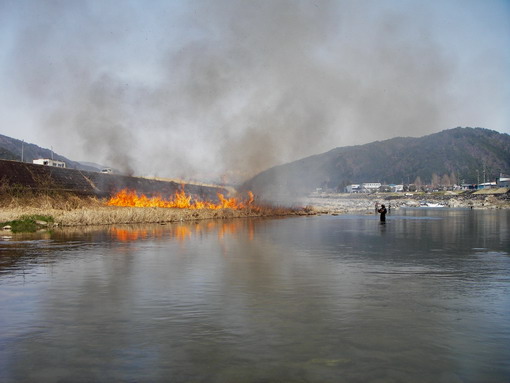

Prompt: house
xmin=32 ymin=158 xmax=66 ymax=168
xmin=345 ymin=184 xmax=361 ymax=193
xmin=477 ymin=182 xmax=497 ymax=189
xmin=361 ymin=182 xmax=381 ymax=192
xmin=497 ymin=174 xmax=510 ymax=188
xmin=388 ymin=184 xmax=404 ymax=192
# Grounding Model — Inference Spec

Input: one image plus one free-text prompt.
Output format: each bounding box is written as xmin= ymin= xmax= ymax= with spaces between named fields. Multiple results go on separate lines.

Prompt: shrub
xmin=2 ymin=215 xmax=54 ymax=233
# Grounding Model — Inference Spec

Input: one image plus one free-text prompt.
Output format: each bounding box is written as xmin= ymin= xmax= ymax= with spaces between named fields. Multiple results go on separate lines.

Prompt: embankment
xmin=0 ymin=159 xmax=312 ymax=227
xmin=0 ymin=159 xmax=226 ymax=199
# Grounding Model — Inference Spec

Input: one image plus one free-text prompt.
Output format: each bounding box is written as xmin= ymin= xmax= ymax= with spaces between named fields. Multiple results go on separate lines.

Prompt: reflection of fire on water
xmin=107 ymin=188 xmax=254 ymax=210
xmin=111 ymin=220 xmax=255 ymax=243
xmin=111 ymin=228 xmax=149 ymax=242
xmin=218 ymin=222 xmax=240 ymax=239
xmin=174 ymin=225 xmax=192 ymax=241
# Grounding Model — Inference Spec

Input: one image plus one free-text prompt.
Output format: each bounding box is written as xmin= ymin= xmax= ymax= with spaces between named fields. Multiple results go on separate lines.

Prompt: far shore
xmin=302 ymin=190 xmax=510 ymax=214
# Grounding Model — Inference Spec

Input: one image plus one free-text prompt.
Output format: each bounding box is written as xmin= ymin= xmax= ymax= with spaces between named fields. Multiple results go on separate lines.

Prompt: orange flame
xmin=107 ymin=188 xmax=255 ymax=210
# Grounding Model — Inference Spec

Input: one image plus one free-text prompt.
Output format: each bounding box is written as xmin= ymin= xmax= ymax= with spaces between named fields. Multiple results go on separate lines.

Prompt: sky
xmin=0 ymin=0 xmax=509 ymax=182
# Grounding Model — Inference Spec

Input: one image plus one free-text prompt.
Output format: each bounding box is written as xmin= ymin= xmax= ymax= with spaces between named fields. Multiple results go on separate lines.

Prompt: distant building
xmin=497 ymin=174 xmax=510 ymax=188
xmin=361 ymin=182 xmax=381 ymax=192
xmin=345 ymin=184 xmax=361 ymax=193
xmin=101 ymin=168 xmax=113 ymax=174
xmin=388 ymin=184 xmax=404 ymax=192
xmin=477 ymin=182 xmax=497 ymax=189
xmin=33 ymin=158 xmax=66 ymax=168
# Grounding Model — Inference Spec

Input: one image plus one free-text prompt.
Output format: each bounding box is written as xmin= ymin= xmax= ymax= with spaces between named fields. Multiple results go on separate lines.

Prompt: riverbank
xmin=2 ymin=189 xmax=509 ymax=230
xmin=303 ymin=190 xmax=510 ymax=215
xmin=0 ymin=193 xmax=313 ymax=230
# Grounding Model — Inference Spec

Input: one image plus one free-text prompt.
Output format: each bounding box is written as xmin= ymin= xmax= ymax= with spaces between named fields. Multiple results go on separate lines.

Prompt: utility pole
xmin=21 ymin=140 xmax=24 ymax=162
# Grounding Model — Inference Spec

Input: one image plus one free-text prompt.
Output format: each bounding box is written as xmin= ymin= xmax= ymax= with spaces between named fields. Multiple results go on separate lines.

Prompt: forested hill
xmin=241 ymin=127 xmax=510 ymax=198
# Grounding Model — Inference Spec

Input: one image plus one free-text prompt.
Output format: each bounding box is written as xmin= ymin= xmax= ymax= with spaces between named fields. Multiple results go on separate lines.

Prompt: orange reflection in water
xmin=173 ymin=225 xmax=192 ymax=242
xmin=218 ymin=222 xmax=240 ymax=239
xmin=111 ymin=227 xmax=149 ymax=242
xmin=110 ymin=220 xmax=256 ymax=244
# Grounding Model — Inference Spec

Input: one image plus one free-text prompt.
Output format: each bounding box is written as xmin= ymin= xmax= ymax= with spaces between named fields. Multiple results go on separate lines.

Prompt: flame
xmin=107 ymin=188 xmax=254 ymax=210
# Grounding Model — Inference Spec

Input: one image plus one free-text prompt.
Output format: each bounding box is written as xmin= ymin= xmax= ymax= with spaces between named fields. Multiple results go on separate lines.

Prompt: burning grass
xmin=1 ymin=187 xmax=312 ymax=230
xmin=107 ymin=188 xmax=255 ymax=210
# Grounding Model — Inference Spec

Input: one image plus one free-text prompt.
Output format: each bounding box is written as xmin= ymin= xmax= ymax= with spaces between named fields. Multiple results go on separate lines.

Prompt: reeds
xmin=1 ymin=192 xmax=309 ymax=228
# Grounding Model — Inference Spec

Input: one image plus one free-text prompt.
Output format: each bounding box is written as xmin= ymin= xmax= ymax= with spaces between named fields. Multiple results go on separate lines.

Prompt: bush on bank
xmin=2 ymin=214 xmax=55 ymax=233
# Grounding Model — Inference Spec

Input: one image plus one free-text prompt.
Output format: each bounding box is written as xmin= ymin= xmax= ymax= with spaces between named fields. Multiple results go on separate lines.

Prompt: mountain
xmin=0 ymin=146 xmax=18 ymax=161
xmin=0 ymin=134 xmax=100 ymax=172
xmin=242 ymin=127 xmax=510 ymax=198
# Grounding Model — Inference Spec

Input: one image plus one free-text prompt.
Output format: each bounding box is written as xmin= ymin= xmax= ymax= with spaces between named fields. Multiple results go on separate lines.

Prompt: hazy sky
xmin=1 ymin=0 xmax=509 ymax=181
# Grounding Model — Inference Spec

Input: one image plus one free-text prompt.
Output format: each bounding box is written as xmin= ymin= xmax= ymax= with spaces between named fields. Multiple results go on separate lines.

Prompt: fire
xmin=107 ymin=188 xmax=255 ymax=210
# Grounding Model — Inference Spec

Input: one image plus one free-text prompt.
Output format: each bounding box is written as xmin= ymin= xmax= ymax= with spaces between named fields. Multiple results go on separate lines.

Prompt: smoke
xmin=2 ymin=0 xmax=507 ymax=183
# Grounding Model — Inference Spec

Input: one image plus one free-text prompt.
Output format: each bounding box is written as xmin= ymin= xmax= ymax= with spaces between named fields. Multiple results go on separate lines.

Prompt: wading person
xmin=378 ymin=204 xmax=387 ymax=223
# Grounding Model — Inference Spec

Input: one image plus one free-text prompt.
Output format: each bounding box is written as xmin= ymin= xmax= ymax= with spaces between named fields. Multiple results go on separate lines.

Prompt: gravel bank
xmin=303 ymin=191 xmax=510 ymax=215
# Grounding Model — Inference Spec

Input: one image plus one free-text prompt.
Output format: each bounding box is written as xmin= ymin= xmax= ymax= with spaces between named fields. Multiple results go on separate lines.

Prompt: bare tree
xmin=431 ymin=173 xmax=440 ymax=188
xmin=414 ymin=176 xmax=422 ymax=189
xmin=450 ymin=172 xmax=457 ymax=186
xmin=441 ymin=174 xmax=451 ymax=187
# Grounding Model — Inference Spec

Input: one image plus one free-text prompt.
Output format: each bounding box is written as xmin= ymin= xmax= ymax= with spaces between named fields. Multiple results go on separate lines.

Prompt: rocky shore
xmin=303 ymin=189 xmax=510 ymax=215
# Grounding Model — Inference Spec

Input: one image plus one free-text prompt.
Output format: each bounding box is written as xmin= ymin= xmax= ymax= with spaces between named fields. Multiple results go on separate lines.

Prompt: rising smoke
xmin=3 ymin=0 xmax=472 ymax=182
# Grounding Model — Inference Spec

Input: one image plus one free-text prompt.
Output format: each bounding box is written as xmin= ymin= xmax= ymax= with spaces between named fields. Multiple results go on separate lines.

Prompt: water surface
xmin=1 ymin=209 xmax=509 ymax=382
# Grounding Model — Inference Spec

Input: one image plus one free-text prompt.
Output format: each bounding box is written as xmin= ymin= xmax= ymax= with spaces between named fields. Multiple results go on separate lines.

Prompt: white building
xmin=478 ymin=182 xmax=497 ymax=189
xmin=345 ymin=184 xmax=361 ymax=193
xmin=33 ymin=158 xmax=66 ymax=168
xmin=389 ymin=184 xmax=404 ymax=192
xmin=361 ymin=182 xmax=381 ymax=192
xmin=497 ymin=174 xmax=510 ymax=188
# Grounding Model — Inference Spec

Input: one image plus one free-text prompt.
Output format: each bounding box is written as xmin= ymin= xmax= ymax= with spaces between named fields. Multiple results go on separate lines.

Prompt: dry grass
xmin=1 ymin=192 xmax=310 ymax=227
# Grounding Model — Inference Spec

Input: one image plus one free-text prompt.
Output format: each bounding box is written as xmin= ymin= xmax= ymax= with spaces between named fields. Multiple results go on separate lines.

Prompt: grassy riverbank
xmin=1 ymin=214 xmax=55 ymax=233
xmin=0 ymin=193 xmax=312 ymax=229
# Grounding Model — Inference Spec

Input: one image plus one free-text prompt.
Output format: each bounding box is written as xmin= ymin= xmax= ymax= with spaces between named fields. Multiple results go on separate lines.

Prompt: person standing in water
xmin=378 ymin=204 xmax=387 ymax=223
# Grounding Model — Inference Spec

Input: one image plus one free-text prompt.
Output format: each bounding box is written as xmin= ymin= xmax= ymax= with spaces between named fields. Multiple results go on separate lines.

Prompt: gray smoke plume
xmin=2 ymin=0 xmax=508 ymax=183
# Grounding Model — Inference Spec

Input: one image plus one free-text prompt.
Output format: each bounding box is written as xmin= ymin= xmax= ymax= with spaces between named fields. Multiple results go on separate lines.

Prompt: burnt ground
xmin=0 ymin=159 xmax=228 ymax=201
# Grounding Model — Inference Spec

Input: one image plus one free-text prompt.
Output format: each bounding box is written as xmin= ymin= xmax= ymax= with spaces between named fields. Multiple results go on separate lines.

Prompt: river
xmin=1 ymin=209 xmax=509 ymax=382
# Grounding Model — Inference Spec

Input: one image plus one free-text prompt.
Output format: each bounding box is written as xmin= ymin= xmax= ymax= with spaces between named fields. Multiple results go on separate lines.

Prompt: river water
xmin=1 ymin=209 xmax=509 ymax=382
